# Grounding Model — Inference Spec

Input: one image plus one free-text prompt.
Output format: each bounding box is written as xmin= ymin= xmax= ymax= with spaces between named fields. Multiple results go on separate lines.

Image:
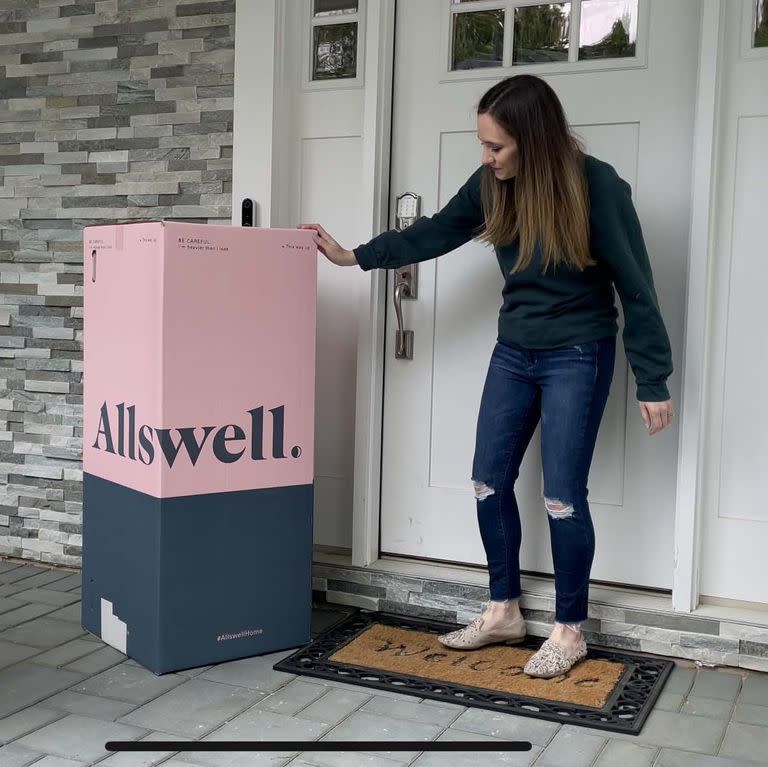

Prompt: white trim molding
xmin=672 ymin=0 xmax=725 ymax=613
xmin=232 ymin=0 xmax=278 ymax=227
xmin=352 ymin=0 xmax=396 ymax=567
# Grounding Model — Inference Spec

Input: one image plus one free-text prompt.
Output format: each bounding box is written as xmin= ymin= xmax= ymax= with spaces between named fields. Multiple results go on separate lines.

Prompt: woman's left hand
xmin=638 ymin=400 xmax=674 ymax=435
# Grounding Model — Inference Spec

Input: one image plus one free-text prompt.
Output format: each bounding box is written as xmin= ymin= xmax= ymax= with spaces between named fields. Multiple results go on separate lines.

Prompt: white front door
xmin=699 ymin=0 xmax=768 ymax=604
xmin=380 ymin=0 xmax=700 ymax=590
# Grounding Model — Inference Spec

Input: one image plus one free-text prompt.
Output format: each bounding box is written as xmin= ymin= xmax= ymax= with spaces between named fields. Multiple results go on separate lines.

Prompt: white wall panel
xmin=718 ymin=115 xmax=768 ymax=524
xmin=301 ymin=136 xmax=367 ymax=548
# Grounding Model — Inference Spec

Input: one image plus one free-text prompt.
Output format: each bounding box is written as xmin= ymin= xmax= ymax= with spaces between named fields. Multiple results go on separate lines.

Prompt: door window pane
xmin=578 ymin=0 xmax=637 ymax=60
xmin=314 ymin=0 xmax=358 ymax=17
xmin=451 ymin=9 xmax=505 ymax=70
xmin=513 ymin=3 xmax=570 ymax=64
xmin=756 ymin=0 xmax=768 ymax=47
xmin=312 ymin=23 xmax=357 ymax=80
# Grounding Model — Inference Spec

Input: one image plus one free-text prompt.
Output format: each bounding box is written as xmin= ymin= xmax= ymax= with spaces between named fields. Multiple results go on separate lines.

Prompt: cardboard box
xmin=82 ymin=221 xmax=317 ymax=674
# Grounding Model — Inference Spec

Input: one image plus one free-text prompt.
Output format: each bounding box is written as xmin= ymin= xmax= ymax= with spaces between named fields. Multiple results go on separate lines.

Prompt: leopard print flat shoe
xmin=523 ymin=636 xmax=588 ymax=678
xmin=437 ymin=613 xmax=526 ymax=650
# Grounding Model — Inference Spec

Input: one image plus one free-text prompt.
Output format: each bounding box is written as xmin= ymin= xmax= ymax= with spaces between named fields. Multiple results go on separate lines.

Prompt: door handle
xmin=393 ymin=192 xmax=421 ymax=360
xmin=394 ymin=269 xmax=414 ymax=359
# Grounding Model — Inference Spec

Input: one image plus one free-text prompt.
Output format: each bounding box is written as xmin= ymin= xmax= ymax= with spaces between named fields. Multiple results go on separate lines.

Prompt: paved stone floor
xmin=1 ymin=559 xmax=768 ymax=766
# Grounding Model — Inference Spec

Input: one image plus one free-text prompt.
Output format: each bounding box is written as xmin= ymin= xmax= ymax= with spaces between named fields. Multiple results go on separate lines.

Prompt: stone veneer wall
xmin=0 ymin=0 xmax=234 ymax=566
xmin=312 ymin=564 xmax=768 ymax=672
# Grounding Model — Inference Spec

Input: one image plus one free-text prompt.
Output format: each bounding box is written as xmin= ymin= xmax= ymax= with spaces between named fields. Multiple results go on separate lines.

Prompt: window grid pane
xmin=451 ymin=9 xmax=505 ymax=70
xmin=512 ymin=3 xmax=571 ymax=65
xmin=578 ymin=0 xmax=637 ymax=60
xmin=314 ymin=0 xmax=358 ymax=17
xmin=312 ymin=22 xmax=358 ymax=80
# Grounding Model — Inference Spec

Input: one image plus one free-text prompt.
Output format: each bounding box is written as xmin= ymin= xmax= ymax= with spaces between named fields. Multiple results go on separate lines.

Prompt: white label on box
xmin=100 ymin=598 xmax=127 ymax=654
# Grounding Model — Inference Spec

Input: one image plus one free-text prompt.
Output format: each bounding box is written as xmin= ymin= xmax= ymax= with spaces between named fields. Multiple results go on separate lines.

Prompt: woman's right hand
xmin=298 ymin=224 xmax=358 ymax=267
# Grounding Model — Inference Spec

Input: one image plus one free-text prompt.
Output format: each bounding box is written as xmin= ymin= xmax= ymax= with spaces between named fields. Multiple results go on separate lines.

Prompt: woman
xmin=300 ymin=74 xmax=673 ymax=679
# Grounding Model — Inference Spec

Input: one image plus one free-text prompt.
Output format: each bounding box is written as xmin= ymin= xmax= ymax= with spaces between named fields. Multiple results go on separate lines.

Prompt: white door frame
xmin=671 ymin=0 xmax=726 ymax=612
xmin=351 ymin=0 xmax=397 ymax=569
xmin=349 ymin=0 xmax=726 ymax=615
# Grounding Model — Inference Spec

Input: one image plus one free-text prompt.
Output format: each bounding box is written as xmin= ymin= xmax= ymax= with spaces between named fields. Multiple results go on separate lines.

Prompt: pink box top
xmin=83 ymin=222 xmax=317 ymax=499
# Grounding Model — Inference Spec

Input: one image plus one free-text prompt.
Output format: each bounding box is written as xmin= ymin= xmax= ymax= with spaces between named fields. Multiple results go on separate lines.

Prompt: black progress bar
xmin=106 ymin=740 xmax=533 ymax=752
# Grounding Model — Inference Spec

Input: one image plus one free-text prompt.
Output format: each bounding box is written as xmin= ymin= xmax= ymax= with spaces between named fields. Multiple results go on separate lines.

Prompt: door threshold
xmin=313 ymin=549 xmax=768 ymax=629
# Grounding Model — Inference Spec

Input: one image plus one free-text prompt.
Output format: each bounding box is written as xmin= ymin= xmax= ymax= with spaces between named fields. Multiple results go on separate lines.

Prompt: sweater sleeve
xmin=354 ymin=167 xmax=485 ymax=272
xmin=590 ymin=165 xmax=673 ymax=402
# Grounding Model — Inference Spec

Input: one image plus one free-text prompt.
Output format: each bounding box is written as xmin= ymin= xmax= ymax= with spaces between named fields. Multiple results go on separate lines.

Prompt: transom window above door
xmin=446 ymin=0 xmax=643 ymax=75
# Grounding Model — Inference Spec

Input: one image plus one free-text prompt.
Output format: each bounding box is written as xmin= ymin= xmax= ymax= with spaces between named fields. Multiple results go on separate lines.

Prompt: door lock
xmin=396 ymin=192 xmax=420 ymax=231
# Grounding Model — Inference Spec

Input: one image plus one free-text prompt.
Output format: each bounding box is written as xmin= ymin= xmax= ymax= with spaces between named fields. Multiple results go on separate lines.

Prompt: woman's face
xmin=477 ymin=112 xmax=519 ymax=180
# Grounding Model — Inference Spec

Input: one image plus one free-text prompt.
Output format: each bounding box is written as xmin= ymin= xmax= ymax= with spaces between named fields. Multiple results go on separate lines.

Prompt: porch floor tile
xmin=0 ymin=559 xmax=767 ymax=766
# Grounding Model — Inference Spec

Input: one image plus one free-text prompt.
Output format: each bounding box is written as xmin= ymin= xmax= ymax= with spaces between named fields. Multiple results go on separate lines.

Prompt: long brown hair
xmin=477 ymin=75 xmax=593 ymax=273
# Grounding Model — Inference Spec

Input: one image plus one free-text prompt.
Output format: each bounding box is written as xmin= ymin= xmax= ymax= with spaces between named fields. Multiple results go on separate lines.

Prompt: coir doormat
xmin=273 ymin=610 xmax=674 ymax=735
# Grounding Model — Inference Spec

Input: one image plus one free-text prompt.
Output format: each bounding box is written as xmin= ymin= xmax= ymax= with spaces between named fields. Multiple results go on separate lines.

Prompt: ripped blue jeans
xmin=471 ymin=337 xmax=616 ymax=623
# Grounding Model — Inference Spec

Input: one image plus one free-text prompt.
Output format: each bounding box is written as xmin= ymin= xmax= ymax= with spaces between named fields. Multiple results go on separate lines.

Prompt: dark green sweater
xmin=353 ymin=155 xmax=672 ymax=402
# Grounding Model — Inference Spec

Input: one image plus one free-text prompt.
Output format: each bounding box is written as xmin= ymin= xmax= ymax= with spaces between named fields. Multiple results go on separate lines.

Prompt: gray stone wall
xmin=0 ymin=0 xmax=235 ymax=566
xmin=312 ymin=564 xmax=768 ymax=672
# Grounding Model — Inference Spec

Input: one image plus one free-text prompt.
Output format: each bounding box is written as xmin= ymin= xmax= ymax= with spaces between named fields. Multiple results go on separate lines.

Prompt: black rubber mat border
xmin=273 ymin=609 xmax=675 ymax=735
